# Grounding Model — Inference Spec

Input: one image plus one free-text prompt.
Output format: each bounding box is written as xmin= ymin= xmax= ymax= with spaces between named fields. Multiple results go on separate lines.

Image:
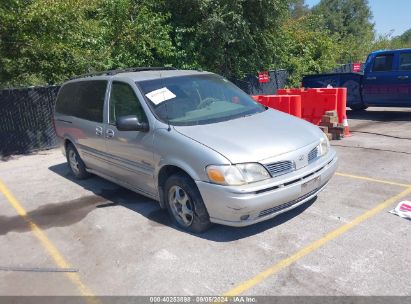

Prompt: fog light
xmin=240 ymin=215 xmax=250 ymax=221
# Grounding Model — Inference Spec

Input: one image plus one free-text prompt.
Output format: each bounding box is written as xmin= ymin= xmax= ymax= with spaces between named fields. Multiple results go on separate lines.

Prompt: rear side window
xmin=56 ymin=80 xmax=107 ymax=122
xmin=372 ymin=54 xmax=394 ymax=72
xmin=56 ymin=82 xmax=77 ymax=115
xmin=399 ymin=53 xmax=411 ymax=71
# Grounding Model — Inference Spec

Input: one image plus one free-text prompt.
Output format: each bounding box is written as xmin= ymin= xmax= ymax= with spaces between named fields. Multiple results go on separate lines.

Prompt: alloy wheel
xmin=68 ymin=149 xmax=80 ymax=175
xmin=168 ymin=185 xmax=194 ymax=227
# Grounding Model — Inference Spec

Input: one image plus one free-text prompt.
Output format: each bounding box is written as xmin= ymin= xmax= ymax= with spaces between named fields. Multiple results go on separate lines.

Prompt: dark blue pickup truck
xmin=303 ymin=48 xmax=411 ymax=110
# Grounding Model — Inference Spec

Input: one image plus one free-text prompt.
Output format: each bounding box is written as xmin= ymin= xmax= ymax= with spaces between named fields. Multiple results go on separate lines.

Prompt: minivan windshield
xmin=137 ymin=74 xmax=265 ymax=126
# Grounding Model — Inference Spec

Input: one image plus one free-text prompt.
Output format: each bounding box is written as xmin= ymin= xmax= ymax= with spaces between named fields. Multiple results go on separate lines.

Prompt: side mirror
xmin=116 ymin=115 xmax=149 ymax=132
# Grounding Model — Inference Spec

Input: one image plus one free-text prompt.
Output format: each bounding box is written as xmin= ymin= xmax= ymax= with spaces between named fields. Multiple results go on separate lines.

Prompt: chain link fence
xmin=232 ymin=69 xmax=289 ymax=95
xmin=0 ymin=86 xmax=60 ymax=157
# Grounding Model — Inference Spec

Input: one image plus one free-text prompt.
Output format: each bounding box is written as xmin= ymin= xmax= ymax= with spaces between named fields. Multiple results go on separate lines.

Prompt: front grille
xmin=265 ymin=161 xmax=294 ymax=177
xmin=308 ymin=146 xmax=319 ymax=163
xmin=258 ymin=185 xmax=323 ymax=217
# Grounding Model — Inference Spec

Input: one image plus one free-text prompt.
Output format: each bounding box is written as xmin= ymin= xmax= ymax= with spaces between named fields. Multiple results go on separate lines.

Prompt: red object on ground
xmin=276 ymin=87 xmax=348 ymax=126
xmin=352 ymin=62 xmax=362 ymax=72
xmin=288 ymin=95 xmax=302 ymax=118
xmin=400 ymin=203 xmax=411 ymax=212
xmin=343 ymin=114 xmax=351 ymax=137
xmin=253 ymin=87 xmax=348 ymax=129
xmin=336 ymin=88 xmax=347 ymax=124
xmin=277 ymin=88 xmax=335 ymax=125
xmin=258 ymin=71 xmax=270 ymax=83
xmin=253 ymin=95 xmax=271 ymax=107
xmin=252 ymin=95 xmax=261 ymax=102
xmin=252 ymin=95 xmax=302 ymax=118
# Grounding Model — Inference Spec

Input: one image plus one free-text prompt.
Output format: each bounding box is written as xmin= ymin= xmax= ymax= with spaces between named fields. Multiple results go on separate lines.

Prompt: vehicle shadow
xmin=47 ymin=163 xmax=316 ymax=242
xmin=347 ymin=108 xmax=411 ymax=122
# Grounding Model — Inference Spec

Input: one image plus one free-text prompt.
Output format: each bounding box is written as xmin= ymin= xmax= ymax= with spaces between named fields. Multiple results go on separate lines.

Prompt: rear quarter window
xmin=56 ymin=80 xmax=107 ymax=122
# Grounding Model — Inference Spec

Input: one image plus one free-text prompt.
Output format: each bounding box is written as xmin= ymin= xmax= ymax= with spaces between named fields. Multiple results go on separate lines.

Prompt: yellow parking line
xmin=0 ymin=180 xmax=99 ymax=304
xmin=223 ymin=186 xmax=411 ymax=296
xmin=336 ymin=172 xmax=411 ymax=188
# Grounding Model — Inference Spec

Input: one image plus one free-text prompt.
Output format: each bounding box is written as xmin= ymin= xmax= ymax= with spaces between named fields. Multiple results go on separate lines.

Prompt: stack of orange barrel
xmin=252 ymin=87 xmax=350 ymax=138
xmin=252 ymin=95 xmax=302 ymax=118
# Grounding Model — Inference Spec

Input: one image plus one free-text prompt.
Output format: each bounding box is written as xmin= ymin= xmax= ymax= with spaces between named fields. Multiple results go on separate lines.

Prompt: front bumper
xmin=196 ymin=149 xmax=338 ymax=227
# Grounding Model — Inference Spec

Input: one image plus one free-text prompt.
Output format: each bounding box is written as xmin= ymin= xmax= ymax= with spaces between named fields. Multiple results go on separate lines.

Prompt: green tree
xmin=1 ymin=0 xmax=389 ymax=89
xmin=312 ymin=0 xmax=375 ymax=62
xmin=0 ymin=0 xmax=107 ymax=87
xmin=271 ymin=14 xmax=342 ymax=86
xmin=0 ymin=0 xmax=175 ymax=88
xmin=98 ymin=0 xmax=175 ymax=69
xmin=0 ymin=0 xmax=32 ymax=86
xmin=289 ymin=0 xmax=310 ymax=19
xmin=396 ymin=29 xmax=411 ymax=46
xmin=164 ymin=0 xmax=288 ymax=78
xmin=370 ymin=29 xmax=411 ymax=52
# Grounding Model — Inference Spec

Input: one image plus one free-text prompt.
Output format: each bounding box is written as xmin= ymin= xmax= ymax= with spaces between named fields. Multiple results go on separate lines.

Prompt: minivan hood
xmin=173 ymin=109 xmax=321 ymax=164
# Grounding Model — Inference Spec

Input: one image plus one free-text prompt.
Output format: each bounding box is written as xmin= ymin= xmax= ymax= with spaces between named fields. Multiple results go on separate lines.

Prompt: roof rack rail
xmin=70 ymin=67 xmax=177 ymax=80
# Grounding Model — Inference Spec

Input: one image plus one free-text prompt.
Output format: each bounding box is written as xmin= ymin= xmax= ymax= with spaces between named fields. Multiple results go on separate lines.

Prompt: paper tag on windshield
xmin=145 ymin=87 xmax=176 ymax=105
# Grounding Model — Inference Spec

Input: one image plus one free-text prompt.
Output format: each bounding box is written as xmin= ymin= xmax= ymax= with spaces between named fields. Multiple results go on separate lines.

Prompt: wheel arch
xmin=157 ymin=165 xmax=196 ymax=209
xmin=64 ymin=138 xmax=74 ymax=151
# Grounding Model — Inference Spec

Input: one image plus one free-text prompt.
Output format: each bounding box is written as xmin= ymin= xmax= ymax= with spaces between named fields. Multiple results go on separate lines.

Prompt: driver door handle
xmin=398 ymin=75 xmax=409 ymax=79
xmin=106 ymin=129 xmax=115 ymax=138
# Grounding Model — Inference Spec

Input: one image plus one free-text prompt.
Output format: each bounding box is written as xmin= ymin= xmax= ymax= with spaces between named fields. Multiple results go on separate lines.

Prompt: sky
xmin=305 ymin=0 xmax=410 ymax=37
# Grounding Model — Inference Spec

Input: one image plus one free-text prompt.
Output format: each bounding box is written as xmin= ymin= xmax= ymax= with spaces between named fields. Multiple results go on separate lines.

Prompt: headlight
xmin=206 ymin=163 xmax=270 ymax=186
xmin=319 ymin=133 xmax=330 ymax=156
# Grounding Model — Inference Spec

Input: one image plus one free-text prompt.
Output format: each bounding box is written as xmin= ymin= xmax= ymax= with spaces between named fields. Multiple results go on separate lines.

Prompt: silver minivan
xmin=54 ymin=68 xmax=338 ymax=232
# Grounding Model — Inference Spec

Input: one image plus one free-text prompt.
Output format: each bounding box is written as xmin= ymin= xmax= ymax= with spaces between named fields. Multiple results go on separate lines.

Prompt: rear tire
xmin=164 ymin=173 xmax=212 ymax=233
xmin=66 ymin=143 xmax=90 ymax=179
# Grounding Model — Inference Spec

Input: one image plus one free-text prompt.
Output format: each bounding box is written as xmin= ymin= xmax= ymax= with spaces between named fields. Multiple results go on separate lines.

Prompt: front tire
xmin=165 ymin=173 xmax=212 ymax=233
xmin=66 ymin=143 xmax=90 ymax=179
